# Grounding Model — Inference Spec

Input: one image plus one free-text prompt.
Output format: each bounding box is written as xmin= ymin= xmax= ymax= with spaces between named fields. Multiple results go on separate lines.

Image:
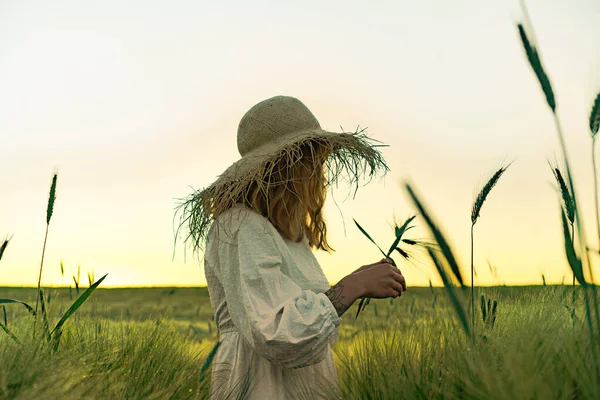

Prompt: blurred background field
xmin=1 ymin=285 xmax=568 ymax=341
xmin=1 ymin=285 xmax=596 ymax=399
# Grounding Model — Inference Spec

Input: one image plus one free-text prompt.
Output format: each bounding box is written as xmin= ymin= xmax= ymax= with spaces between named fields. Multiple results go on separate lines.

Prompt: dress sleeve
xmin=212 ymin=208 xmax=342 ymax=369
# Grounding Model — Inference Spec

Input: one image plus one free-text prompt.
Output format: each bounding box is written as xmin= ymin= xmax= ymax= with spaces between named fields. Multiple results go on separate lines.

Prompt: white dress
xmin=203 ymin=204 xmax=343 ymax=399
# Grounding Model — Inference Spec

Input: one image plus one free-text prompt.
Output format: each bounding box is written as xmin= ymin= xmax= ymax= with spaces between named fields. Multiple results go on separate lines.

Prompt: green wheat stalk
xmin=590 ymin=92 xmax=600 ymax=263
xmin=33 ymin=173 xmax=57 ymax=339
xmin=470 ymin=162 xmax=512 ymax=333
xmin=517 ymin=4 xmax=600 ymax=384
xmin=405 ymin=182 xmax=470 ymax=336
xmin=35 ymin=173 xmax=57 ymax=316
xmin=548 ymin=162 xmax=576 ymax=226
xmin=548 ymin=160 xmax=576 ymax=305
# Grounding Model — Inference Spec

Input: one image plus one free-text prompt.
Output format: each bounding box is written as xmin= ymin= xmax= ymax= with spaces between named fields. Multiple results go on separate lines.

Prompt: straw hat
xmin=175 ymin=95 xmax=389 ymax=252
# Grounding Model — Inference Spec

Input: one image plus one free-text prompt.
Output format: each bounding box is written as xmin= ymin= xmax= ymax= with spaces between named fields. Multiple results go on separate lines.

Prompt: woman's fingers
xmin=390 ymin=269 xmax=407 ymax=291
xmin=370 ymin=258 xmax=392 ymax=267
xmin=390 ymin=281 xmax=404 ymax=297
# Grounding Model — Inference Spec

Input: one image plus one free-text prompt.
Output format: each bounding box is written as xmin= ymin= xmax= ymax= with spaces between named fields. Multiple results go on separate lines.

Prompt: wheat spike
xmin=46 ymin=173 xmax=57 ymax=225
xmin=0 ymin=237 xmax=10 ymax=262
xmin=471 ymin=163 xmax=512 ymax=225
xmin=590 ymin=91 xmax=600 ymax=138
xmin=551 ymin=166 xmax=575 ymax=225
xmin=517 ymin=24 xmax=556 ymax=112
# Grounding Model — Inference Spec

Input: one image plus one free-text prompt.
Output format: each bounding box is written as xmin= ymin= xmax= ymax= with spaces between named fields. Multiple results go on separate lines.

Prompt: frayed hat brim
xmin=174 ymin=127 xmax=389 ymax=254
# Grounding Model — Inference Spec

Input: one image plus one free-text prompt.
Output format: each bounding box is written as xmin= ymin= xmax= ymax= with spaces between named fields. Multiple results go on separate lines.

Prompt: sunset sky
xmin=1 ymin=0 xmax=600 ymax=288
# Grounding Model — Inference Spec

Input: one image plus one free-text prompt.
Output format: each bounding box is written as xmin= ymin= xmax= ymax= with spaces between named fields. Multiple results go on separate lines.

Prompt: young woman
xmin=176 ymin=96 xmax=407 ymax=399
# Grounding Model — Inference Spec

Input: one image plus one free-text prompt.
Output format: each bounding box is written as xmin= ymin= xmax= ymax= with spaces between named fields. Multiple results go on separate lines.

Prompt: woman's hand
xmin=351 ymin=258 xmax=393 ymax=275
xmin=354 ymin=262 xmax=406 ymax=299
xmin=325 ymin=258 xmax=404 ymax=317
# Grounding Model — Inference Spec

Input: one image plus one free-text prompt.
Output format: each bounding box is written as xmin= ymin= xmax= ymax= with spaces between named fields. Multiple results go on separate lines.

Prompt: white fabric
xmin=204 ymin=204 xmax=343 ymax=399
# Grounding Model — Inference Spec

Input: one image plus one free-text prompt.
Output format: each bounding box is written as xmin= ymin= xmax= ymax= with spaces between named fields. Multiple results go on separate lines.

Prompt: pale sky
xmin=1 ymin=0 xmax=600 ymax=287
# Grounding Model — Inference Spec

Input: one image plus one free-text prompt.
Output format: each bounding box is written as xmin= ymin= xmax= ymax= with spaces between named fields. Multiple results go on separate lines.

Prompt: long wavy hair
xmin=229 ymin=141 xmax=334 ymax=252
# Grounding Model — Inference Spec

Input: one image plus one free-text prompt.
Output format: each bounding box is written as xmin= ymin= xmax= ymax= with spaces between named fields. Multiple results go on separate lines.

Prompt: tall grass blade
xmin=426 ymin=247 xmax=470 ymax=336
xmin=39 ymin=289 xmax=51 ymax=341
xmin=199 ymin=341 xmax=222 ymax=381
xmin=50 ymin=273 xmax=108 ymax=340
xmin=2 ymin=305 xmax=7 ymax=326
xmin=73 ymin=275 xmax=80 ymax=294
xmin=405 ymin=183 xmax=465 ymax=286
xmin=353 ymin=219 xmax=386 ymax=257
xmin=480 ymin=295 xmax=487 ymax=322
xmin=561 ymin=208 xmax=585 ymax=286
xmin=0 ymin=299 xmax=36 ymax=316
xmin=0 ymin=321 xmax=18 ymax=343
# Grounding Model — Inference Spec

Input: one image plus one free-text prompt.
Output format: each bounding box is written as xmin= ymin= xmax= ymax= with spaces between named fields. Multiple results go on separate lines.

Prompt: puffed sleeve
xmin=212 ymin=208 xmax=342 ymax=369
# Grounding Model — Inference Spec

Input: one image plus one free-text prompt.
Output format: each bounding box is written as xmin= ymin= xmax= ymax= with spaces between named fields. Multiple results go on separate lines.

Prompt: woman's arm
xmin=325 ymin=257 xmax=394 ymax=317
xmin=324 ymin=275 xmax=364 ymax=318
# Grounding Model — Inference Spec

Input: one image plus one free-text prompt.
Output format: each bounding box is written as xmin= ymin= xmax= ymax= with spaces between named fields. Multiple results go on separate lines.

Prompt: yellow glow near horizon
xmin=1 ymin=0 xmax=600 ymax=288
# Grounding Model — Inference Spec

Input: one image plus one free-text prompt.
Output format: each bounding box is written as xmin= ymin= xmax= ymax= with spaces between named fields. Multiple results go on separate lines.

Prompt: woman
xmin=176 ymin=96 xmax=407 ymax=399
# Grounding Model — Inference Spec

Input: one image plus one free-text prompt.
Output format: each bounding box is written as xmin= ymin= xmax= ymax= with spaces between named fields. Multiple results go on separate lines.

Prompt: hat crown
xmin=237 ymin=96 xmax=321 ymax=156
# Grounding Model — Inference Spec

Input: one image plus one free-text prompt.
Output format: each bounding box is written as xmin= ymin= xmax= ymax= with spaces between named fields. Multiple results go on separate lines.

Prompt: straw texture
xmin=174 ymin=96 xmax=389 ymax=253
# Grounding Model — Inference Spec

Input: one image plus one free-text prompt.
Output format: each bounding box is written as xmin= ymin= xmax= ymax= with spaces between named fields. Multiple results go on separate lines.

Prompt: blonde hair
xmin=174 ymin=129 xmax=388 ymax=255
xmin=229 ymin=141 xmax=334 ymax=252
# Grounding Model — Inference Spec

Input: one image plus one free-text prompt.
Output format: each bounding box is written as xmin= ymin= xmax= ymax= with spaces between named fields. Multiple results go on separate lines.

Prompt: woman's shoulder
xmin=213 ymin=204 xmax=271 ymax=237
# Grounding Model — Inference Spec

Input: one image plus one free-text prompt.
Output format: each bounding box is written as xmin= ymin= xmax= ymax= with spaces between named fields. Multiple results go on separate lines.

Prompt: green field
xmin=0 ymin=285 xmax=596 ymax=399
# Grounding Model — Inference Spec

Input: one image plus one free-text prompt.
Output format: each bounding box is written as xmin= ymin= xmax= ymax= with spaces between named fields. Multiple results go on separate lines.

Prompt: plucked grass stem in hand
xmin=353 ymin=217 xmax=415 ymax=319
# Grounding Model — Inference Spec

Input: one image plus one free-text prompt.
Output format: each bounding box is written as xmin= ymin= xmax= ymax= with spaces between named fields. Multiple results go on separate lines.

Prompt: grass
xmin=516 ymin=4 xmax=600 ymax=389
xmin=0 ymin=315 xmax=215 ymax=399
xmin=1 ymin=285 xmax=597 ymax=399
xmin=335 ymin=287 xmax=596 ymax=400
xmin=1 ymin=173 xmax=108 ymax=350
